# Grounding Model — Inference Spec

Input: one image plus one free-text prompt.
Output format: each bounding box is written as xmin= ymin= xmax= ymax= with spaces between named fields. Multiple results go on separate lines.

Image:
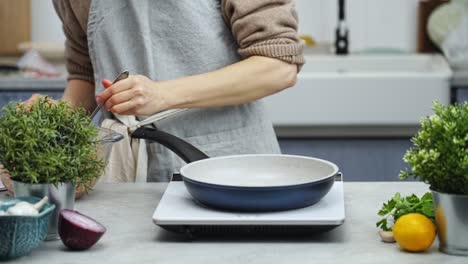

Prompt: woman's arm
xmin=53 ymin=0 xmax=96 ymax=112
xmin=163 ymin=56 xmax=297 ymax=109
xmin=62 ymin=80 xmax=96 ymax=112
xmin=97 ymin=56 xmax=297 ymax=115
xmin=98 ymin=0 xmax=303 ymax=116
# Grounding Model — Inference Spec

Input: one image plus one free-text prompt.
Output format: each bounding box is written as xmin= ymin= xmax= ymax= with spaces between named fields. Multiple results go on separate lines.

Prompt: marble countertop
xmin=1 ymin=182 xmax=466 ymax=264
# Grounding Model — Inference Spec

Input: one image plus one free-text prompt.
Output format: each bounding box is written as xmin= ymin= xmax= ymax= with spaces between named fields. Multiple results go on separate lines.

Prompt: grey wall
xmin=30 ymin=0 xmax=420 ymax=53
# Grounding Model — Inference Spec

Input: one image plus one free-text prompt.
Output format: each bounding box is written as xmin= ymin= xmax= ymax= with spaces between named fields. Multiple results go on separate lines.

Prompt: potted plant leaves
xmin=0 ymin=97 xmax=122 ymax=239
xmin=400 ymin=101 xmax=468 ymax=255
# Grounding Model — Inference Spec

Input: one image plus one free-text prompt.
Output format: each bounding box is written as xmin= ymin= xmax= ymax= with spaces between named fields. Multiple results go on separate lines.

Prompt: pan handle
xmin=131 ymin=127 xmax=209 ymax=163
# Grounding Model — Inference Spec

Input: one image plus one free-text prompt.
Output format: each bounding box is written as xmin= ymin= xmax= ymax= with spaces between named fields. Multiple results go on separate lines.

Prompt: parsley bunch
xmin=400 ymin=101 xmax=468 ymax=194
xmin=0 ymin=97 xmax=104 ymax=189
xmin=376 ymin=192 xmax=434 ymax=231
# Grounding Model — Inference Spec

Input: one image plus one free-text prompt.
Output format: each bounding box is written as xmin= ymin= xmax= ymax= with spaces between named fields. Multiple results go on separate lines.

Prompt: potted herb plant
xmin=400 ymin=101 xmax=468 ymax=255
xmin=0 ymin=97 xmax=106 ymax=240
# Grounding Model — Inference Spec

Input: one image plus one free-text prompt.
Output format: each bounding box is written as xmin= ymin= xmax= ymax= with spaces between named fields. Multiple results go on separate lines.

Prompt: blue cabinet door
xmin=279 ymin=138 xmax=414 ymax=182
xmin=0 ymin=90 xmax=63 ymax=109
xmin=457 ymin=88 xmax=468 ymax=103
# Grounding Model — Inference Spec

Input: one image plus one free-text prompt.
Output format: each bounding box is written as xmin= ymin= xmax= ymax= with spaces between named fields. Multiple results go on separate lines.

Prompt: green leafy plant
xmin=400 ymin=101 xmax=468 ymax=195
xmin=376 ymin=192 xmax=434 ymax=231
xmin=0 ymin=97 xmax=104 ymax=189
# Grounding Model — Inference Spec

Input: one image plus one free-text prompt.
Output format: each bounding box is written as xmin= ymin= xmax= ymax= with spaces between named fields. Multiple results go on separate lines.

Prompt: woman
xmin=46 ymin=0 xmax=304 ymax=181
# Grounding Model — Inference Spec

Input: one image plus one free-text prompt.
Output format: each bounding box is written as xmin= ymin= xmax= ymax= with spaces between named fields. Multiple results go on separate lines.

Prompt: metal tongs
xmin=90 ymin=71 xmax=130 ymax=120
xmin=130 ymin=108 xmax=187 ymax=131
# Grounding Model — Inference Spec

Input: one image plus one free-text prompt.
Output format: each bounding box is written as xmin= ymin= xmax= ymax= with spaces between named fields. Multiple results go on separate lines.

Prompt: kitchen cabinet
xmin=0 ymin=78 xmax=65 ymax=108
xmin=452 ymin=70 xmax=468 ymax=103
xmin=279 ymin=138 xmax=412 ymax=181
xmin=1 ymin=182 xmax=465 ymax=264
xmin=458 ymin=88 xmax=468 ymax=102
xmin=0 ymin=90 xmax=63 ymax=108
xmin=263 ymin=54 xmax=451 ymax=128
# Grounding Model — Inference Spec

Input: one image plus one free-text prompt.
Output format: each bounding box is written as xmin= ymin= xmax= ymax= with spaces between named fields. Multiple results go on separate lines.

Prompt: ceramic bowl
xmin=0 ymin=196 xmax=55 ymax=260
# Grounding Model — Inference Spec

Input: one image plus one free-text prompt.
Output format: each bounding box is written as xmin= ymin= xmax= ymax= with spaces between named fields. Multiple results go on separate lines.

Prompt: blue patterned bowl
xmin=0 ymin=196 xmax=55 ymax=260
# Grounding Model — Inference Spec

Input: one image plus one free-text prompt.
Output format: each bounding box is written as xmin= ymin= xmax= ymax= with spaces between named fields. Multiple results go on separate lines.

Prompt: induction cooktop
xmin=153 ymin=176 xmax=345 ymax=238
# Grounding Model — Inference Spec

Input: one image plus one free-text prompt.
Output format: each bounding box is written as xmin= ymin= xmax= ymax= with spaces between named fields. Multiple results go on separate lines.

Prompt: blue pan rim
xmin=182 ymin=172 xmax=337 ymax=191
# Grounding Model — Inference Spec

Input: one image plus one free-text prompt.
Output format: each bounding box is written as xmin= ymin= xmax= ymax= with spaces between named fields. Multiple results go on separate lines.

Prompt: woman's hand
xmin=21 ymin=94 xmax=59 ymax=110
xmin=22 ymin=94 xmax=47 ymax=108
xmin=96 ymin=75 xmax=168 ymax=116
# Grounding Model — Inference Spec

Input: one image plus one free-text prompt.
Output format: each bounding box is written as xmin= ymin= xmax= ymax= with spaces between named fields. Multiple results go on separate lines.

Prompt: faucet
xmin=335 ymin=0 xmax=349 ymax=55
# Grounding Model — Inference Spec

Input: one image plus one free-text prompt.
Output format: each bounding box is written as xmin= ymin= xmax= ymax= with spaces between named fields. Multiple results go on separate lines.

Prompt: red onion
xmin=58 ymin=209 xmax=106 ymax=250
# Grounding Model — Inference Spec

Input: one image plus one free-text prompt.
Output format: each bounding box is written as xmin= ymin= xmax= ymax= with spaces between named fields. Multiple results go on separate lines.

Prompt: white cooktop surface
xmin=153 ymin=182 xmax=345 ymax=226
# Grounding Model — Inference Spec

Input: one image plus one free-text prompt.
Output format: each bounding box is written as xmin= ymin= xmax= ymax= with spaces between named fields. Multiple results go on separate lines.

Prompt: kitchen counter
xmin=1 ymin=182 xmax=466 ymax=264
xmin=0 ymin=56 xmax=66 ymax=90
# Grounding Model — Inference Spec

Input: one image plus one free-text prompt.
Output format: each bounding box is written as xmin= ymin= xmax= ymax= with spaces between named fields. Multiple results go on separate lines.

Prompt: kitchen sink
xmin=263 ymin=54 xmax=452 ymax=136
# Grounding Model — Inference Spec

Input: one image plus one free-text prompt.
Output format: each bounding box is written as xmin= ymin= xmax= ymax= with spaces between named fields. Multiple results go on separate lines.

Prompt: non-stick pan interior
xmin=180 ymin=154 xmax=338 ymax=187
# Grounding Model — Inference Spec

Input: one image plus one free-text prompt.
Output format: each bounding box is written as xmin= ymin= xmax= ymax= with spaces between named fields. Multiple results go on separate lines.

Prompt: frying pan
xmin=131 ymin=127 xmax=340 ymax=212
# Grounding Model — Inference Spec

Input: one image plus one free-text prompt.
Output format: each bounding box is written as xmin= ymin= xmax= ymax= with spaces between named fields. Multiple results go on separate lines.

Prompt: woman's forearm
xmin=97 ymin=56 xmax=298 ymax=116
xmin=160 ymin=56 xmax=297 ymax=110
xmin=62 ymin=79 xmax=96 ymax=113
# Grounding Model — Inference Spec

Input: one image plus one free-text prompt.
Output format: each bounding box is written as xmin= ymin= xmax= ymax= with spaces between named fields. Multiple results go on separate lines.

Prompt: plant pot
xmin=432 ymin=189 xmax=468 ymax=256
xmin=2 ymin=171 xmax=96 ymax=200
xmin=11 ymin=180 xmax=75 ymax=241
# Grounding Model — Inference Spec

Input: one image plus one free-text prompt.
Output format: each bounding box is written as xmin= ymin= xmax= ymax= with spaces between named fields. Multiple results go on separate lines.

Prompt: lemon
xmin=393 ymin=213 xmax=436 ymax=252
